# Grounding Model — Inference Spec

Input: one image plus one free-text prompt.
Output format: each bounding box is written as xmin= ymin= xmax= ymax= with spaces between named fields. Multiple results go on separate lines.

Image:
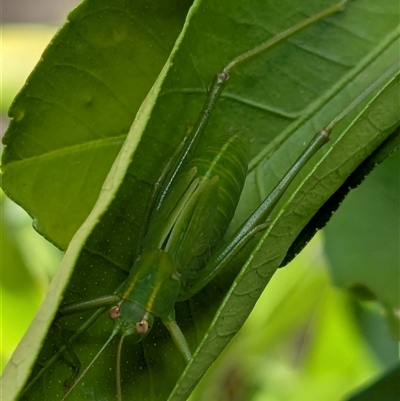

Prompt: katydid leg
xmin=162 ymin=312 xmax=192 ymax=364
xmin=46 ymin=295 xmax=121 ymax=388
xmin=157 ymin=0 xmax=347 ymax=207
xmin=52 ymin=325 xmax=81 ymax=390
xmin=21 ymin=307 xmax=106 ymax=396
xmin=58 ymin=294 xmax=120 ymax=317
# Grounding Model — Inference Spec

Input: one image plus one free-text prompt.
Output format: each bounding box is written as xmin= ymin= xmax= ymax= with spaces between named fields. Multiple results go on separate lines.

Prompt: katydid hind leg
xmin=183 ymin=49 xmax=387 ymax=298
xmin=143 ymin=0 xmax=341 ymax=227
xmin=175 ymin=3 xmax=348 ymax=299
xmin=155 ymin=0 xmax=347 ymax=213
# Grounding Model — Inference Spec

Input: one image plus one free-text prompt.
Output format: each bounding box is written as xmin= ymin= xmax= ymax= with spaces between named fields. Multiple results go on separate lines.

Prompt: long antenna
xmin=116 ymin=333 xmax=126 ymax=401
xmin=60 ymin=331 xmax=117 ymax=401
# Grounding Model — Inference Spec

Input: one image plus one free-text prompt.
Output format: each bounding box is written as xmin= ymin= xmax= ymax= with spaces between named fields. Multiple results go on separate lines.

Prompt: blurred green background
xmin=1 ymin=1 xmax=398 ymax=400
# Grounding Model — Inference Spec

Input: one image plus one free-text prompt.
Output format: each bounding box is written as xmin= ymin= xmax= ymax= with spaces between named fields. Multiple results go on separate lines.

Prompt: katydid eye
xmin=109 ymin=306 xmax=121 ymax=319
xmin=136 ymin=319 xmax=149 ymax=334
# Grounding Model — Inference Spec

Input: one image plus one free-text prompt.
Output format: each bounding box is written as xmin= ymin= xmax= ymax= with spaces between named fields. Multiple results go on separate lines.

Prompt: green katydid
xmin=20 ymin=1 xmax=359 ymax=400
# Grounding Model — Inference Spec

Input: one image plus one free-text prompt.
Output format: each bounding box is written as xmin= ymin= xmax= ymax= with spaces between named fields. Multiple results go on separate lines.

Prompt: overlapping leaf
xmin=2 ymin=0 xmax=192 ymax=249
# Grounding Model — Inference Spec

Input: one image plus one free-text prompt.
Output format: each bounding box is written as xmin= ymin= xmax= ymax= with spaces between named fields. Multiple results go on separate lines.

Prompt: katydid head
xmin=109 ymin=300 xmax=155 ymax=342
xmin=109 ymin=301 xmax=155 ymax=401
xmin=61 ymin=302 xmax=155 ymax=401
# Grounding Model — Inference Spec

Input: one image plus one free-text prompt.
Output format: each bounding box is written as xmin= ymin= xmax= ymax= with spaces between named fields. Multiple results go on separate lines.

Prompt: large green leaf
xmin=1 ymin=0 xmax=399 ymax=400
xmin=1 ymin=0 xmax=193 ymax=249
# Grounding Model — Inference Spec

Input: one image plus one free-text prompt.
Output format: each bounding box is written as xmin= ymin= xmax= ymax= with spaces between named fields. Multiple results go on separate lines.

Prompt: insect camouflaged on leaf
xmin=21 ymin=2 xmax=352 ymax=400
